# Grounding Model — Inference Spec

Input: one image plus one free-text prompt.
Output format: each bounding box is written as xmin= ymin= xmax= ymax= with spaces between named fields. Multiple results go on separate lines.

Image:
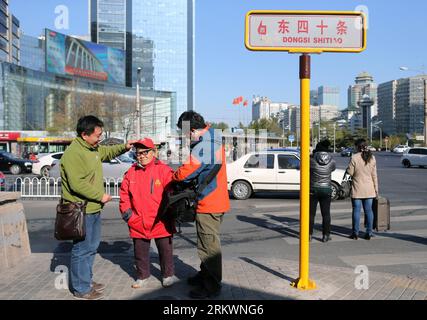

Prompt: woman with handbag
xmin=119 ymin=138 xmax=177 ymax=288
xmin=346 ymin=138 xmax=379 ymax=240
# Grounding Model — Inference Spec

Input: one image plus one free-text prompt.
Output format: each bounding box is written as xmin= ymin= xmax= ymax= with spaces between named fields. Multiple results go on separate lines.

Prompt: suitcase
xmin=372 ymin=196 xmax=390 ymax=231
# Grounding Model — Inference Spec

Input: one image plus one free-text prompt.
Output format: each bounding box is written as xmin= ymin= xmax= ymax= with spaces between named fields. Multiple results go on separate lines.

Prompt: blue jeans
xmin=352 ymin=198 xmax=374 ymax=236
xmin=70 ymin=212 xmax=101 ymax=294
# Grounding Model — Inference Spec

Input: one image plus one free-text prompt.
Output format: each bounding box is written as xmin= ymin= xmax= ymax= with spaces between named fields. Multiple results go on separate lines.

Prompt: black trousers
xmin=309 ymin=189 xmax=332 ymax=236
xmin=133 ymin=237 xmax=174 ymax=280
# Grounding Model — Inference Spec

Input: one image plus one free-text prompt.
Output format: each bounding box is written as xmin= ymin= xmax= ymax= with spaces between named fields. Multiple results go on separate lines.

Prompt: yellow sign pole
xmin=291 ymin=54 xmax=316 ymax=290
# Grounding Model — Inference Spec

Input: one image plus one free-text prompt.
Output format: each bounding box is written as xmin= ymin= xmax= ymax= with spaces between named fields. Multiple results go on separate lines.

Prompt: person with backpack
xmin=119 ymin=138 xmax=177 ymax=289
xmin=346 ymin=138 xmax=379 ymax=240
xmin=173 ymin=111 xmax=230 ymax=299
xmin=309 ymin=140 xmax=336 ymax=243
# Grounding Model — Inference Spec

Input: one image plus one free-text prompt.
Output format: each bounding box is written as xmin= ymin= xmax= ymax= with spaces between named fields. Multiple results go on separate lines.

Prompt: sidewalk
xmin=1 ymin=250 xmax=427 ymax=300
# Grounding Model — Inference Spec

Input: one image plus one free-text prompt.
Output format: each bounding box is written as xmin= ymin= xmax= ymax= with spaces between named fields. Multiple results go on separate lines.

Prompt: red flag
xmin=243 ymin=100 xmax=248 ymax=107
xmin=232 ymin=98 xmax=238 ymax=105
xmin=239 ymin=96 xmax=243 ymax=103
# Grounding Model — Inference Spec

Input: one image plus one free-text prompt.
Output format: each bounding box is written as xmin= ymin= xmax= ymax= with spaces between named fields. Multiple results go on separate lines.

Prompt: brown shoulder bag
xmin=54 ymin=199 xmax=88 ymax=241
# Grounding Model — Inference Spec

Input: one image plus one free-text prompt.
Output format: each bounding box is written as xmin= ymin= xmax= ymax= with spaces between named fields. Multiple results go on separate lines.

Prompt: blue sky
xmin=10 ymin=0 xmax=427 ymax=126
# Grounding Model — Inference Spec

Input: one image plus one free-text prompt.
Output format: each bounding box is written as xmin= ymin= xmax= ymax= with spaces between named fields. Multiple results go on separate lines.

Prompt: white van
xmin=401 ymin=147 xmax=427 ymax=168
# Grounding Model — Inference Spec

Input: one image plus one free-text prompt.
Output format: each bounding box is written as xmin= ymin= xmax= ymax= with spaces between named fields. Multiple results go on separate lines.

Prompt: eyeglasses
xmin=136 ymin=149 xmax=152 ymax=156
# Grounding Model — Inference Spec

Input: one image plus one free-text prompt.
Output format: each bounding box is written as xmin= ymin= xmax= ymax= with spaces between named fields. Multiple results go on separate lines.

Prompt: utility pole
xmin=333 ymin=122 xmax=336 ymax=153
xmin=136 ymin=67 xmax=142 ymax=138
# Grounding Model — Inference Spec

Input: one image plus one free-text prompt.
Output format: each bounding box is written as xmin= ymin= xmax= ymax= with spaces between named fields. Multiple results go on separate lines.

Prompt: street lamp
xmin=136 ymin=67 xmax=142 ymax=138
xmin=373 ymin=121 xmax=382 ymax=150
xmin=399 ymin=65 xmax=426 ymax=75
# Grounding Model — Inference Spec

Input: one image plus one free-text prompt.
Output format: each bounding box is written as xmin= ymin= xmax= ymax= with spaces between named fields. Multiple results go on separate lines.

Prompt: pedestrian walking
xmin=309 ymin=140 xmax=336 ymax=242
xmin=60 ymin=115 xmax=137 ymax=300
xmin=346 ymin=138 xmax=379 ymax=240
xmin=119 ymin=138 xmax=177 ymax=289
xmin=173 ymin=111 xmax=230 ymax=299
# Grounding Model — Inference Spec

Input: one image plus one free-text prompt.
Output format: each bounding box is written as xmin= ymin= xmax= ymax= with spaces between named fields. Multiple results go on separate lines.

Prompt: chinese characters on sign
xmin=246 ymin=11 xmax=366 ymax=53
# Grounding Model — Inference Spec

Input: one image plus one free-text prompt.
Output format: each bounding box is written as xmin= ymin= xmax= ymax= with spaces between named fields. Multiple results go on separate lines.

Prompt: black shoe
xmin=187 ymin=273 xmax=204 ymax=286
xmin=349 ymin=233 xmax=358 ymax=240
xmin=189 ymin=285 xmax=221 ymax=299
xmin=322 ymin=235 xmax=331 ymax=242
xmin=364 ymin=234 xmax=372 ymax=240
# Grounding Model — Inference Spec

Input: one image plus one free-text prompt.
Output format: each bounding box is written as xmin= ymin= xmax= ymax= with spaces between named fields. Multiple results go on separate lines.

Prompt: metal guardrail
xmin=5 ymin=177 xmax=123 ymax=199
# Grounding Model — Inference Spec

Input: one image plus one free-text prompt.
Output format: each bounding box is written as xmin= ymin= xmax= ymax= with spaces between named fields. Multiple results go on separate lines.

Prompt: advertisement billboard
xmin=45 ymin=29 xmax=125 ymax=85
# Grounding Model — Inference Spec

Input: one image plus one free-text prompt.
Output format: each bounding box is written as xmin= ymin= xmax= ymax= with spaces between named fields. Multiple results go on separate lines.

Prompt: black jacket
xmin=310 ymin=151 xmax=336 ymax=188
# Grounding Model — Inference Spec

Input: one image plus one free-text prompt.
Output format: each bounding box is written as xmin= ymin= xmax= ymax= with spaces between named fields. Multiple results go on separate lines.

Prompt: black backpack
xmin=160 ymin=164 xmax=221 ymax=232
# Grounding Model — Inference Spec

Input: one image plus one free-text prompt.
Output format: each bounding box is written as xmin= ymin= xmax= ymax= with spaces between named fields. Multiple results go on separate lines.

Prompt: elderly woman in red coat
xmin=119 ymin=138 xmax=176 ymax=288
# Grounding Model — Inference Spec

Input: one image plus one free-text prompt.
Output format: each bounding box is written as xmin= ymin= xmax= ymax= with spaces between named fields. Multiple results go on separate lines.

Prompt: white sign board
xmin=245 ymin=11 xmax=366 ymax=53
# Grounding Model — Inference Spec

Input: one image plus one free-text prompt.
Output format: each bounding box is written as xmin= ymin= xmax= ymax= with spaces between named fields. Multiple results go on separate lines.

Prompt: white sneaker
xmin=131 ymin=278 xmax=150 ymax=289
xmin=162 ymin=276 xmax=178 ymax=288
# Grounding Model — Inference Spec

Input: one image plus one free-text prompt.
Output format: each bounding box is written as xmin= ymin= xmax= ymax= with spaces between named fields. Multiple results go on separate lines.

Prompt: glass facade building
xmin=0 ymin=62 xmax=176 ymax=140
xmin=0 ymin=1 xmax=20 ymax=64
xmin=90 ymin=0 xmax=194 ymax=125
xmin=318 ymin=86 xmax=340 ymax=107
xmin=20 ymin=34 xmax=45 ymax=72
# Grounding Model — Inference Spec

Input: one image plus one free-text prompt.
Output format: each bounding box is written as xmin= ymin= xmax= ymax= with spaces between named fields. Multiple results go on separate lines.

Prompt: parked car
xmin=226 ymin=151 xmax=347 ymax=201
xmin=32 ymin=152 xmax=64 ymax=177
xmin=0 ymin=151 xmax=34 ymax=175
xmin=393 ymin=145 xmax=410 ymax=154
xmin=0 ymin=171 xmax=5 ymax=190
xmin=401 ymin=147 xmax=427 ymax=168
xmin=340 ymin=147 xmax=354 ymax=157
xmin=49 ymin=151 xmax=136 ymax=180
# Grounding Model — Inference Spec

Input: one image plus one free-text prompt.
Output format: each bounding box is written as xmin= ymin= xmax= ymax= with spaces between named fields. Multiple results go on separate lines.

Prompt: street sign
xmin=288 ymin=135 xmax=295 ymax=142
xmin=245 ymin=10 xmax=367 ymax=53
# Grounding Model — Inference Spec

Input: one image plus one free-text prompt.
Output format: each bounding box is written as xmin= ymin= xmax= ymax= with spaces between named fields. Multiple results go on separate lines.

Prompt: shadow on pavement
xmin=239 ymin=257 xmax=295 ymax=283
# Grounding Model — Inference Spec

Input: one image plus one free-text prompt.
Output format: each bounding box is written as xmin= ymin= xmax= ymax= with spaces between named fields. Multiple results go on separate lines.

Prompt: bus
xmin=17 ymin=137 xmax=73 ymax=158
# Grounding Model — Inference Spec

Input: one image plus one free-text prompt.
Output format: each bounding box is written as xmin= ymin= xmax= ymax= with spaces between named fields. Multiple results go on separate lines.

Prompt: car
xmin=32 ymin=152 xmax=64 ymax=177
xmin=393 ymin=145 xmax=410 ymax=154
xmin=0 ymin=171 xmax=5 ymax=190
xmin=401 ymin=147 xmax=427 ymax=168
xmin=0 ymin=151 xmax=34 ymax=175
xmin=367 ymin=146 xmax=377 ymax=152
xmin=340 ymin=147 xmax=354 ymax=157
xmin=226 ymin=151 xmax=347 ymax=201
xmin=49 ymin=151 xmax=136 ymax=180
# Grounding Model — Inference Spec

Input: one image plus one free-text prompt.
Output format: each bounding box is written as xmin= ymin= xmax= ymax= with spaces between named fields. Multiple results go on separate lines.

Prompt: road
xmin=20 ymin=152 xmax=427 ymax=281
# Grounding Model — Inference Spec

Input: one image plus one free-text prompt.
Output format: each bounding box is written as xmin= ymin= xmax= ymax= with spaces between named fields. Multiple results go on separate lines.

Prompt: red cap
xmin=134 ymin=137 xmax=155 ymax=149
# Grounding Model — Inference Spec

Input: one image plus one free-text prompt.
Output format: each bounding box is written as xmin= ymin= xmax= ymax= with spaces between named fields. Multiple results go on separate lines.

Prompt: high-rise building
xmin=377 ymin=80 xmax=397 ymax=135
xmin=90 ymin=0 xmax=195 ymax=121
xmin=20 ymin=34 xmax=45 ymax=71
xmin=348 ymin=72 xmax=378 ymax=116
xmin=0 ymin=1 xmax=20 ymax=64
xmin=252 ymin=96 xmax=289 ymax=121
xmin=310 ymin=90 xmax=318 ymax=106
xmin=395 ymin=76 xmax=427 ymax=135
xmin=318 ymin=86 xmax=340 ymax=107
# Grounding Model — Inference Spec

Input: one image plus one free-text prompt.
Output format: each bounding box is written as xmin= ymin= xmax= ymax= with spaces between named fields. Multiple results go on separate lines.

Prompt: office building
xmin=377 ymin=80 xmax=397 ymax=135
xmin=0 ymin=1 xmax=20 ymax=64
xmin=20 ymin=34 xmax=45 ymax=71
xmin=90 ymin=0 xmax=195 ymax=121
xmin=0 ymin=61 xmax=175 ymax=141
xmin=318 ymin=86 xmax=340 ymax=107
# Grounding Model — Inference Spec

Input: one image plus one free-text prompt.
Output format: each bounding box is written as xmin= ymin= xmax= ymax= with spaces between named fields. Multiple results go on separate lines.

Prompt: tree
xmin=209 ymin=122 xmax=229 ymax=130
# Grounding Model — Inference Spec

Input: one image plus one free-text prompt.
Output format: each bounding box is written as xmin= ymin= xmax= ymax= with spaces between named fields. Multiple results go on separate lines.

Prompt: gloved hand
xmin=122 ymin=209 xmax=133 ymax=222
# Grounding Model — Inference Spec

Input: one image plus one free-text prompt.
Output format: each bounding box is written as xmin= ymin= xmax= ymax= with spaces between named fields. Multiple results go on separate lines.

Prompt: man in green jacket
xmin=61 ymin=115 xmax=137 ymax=300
